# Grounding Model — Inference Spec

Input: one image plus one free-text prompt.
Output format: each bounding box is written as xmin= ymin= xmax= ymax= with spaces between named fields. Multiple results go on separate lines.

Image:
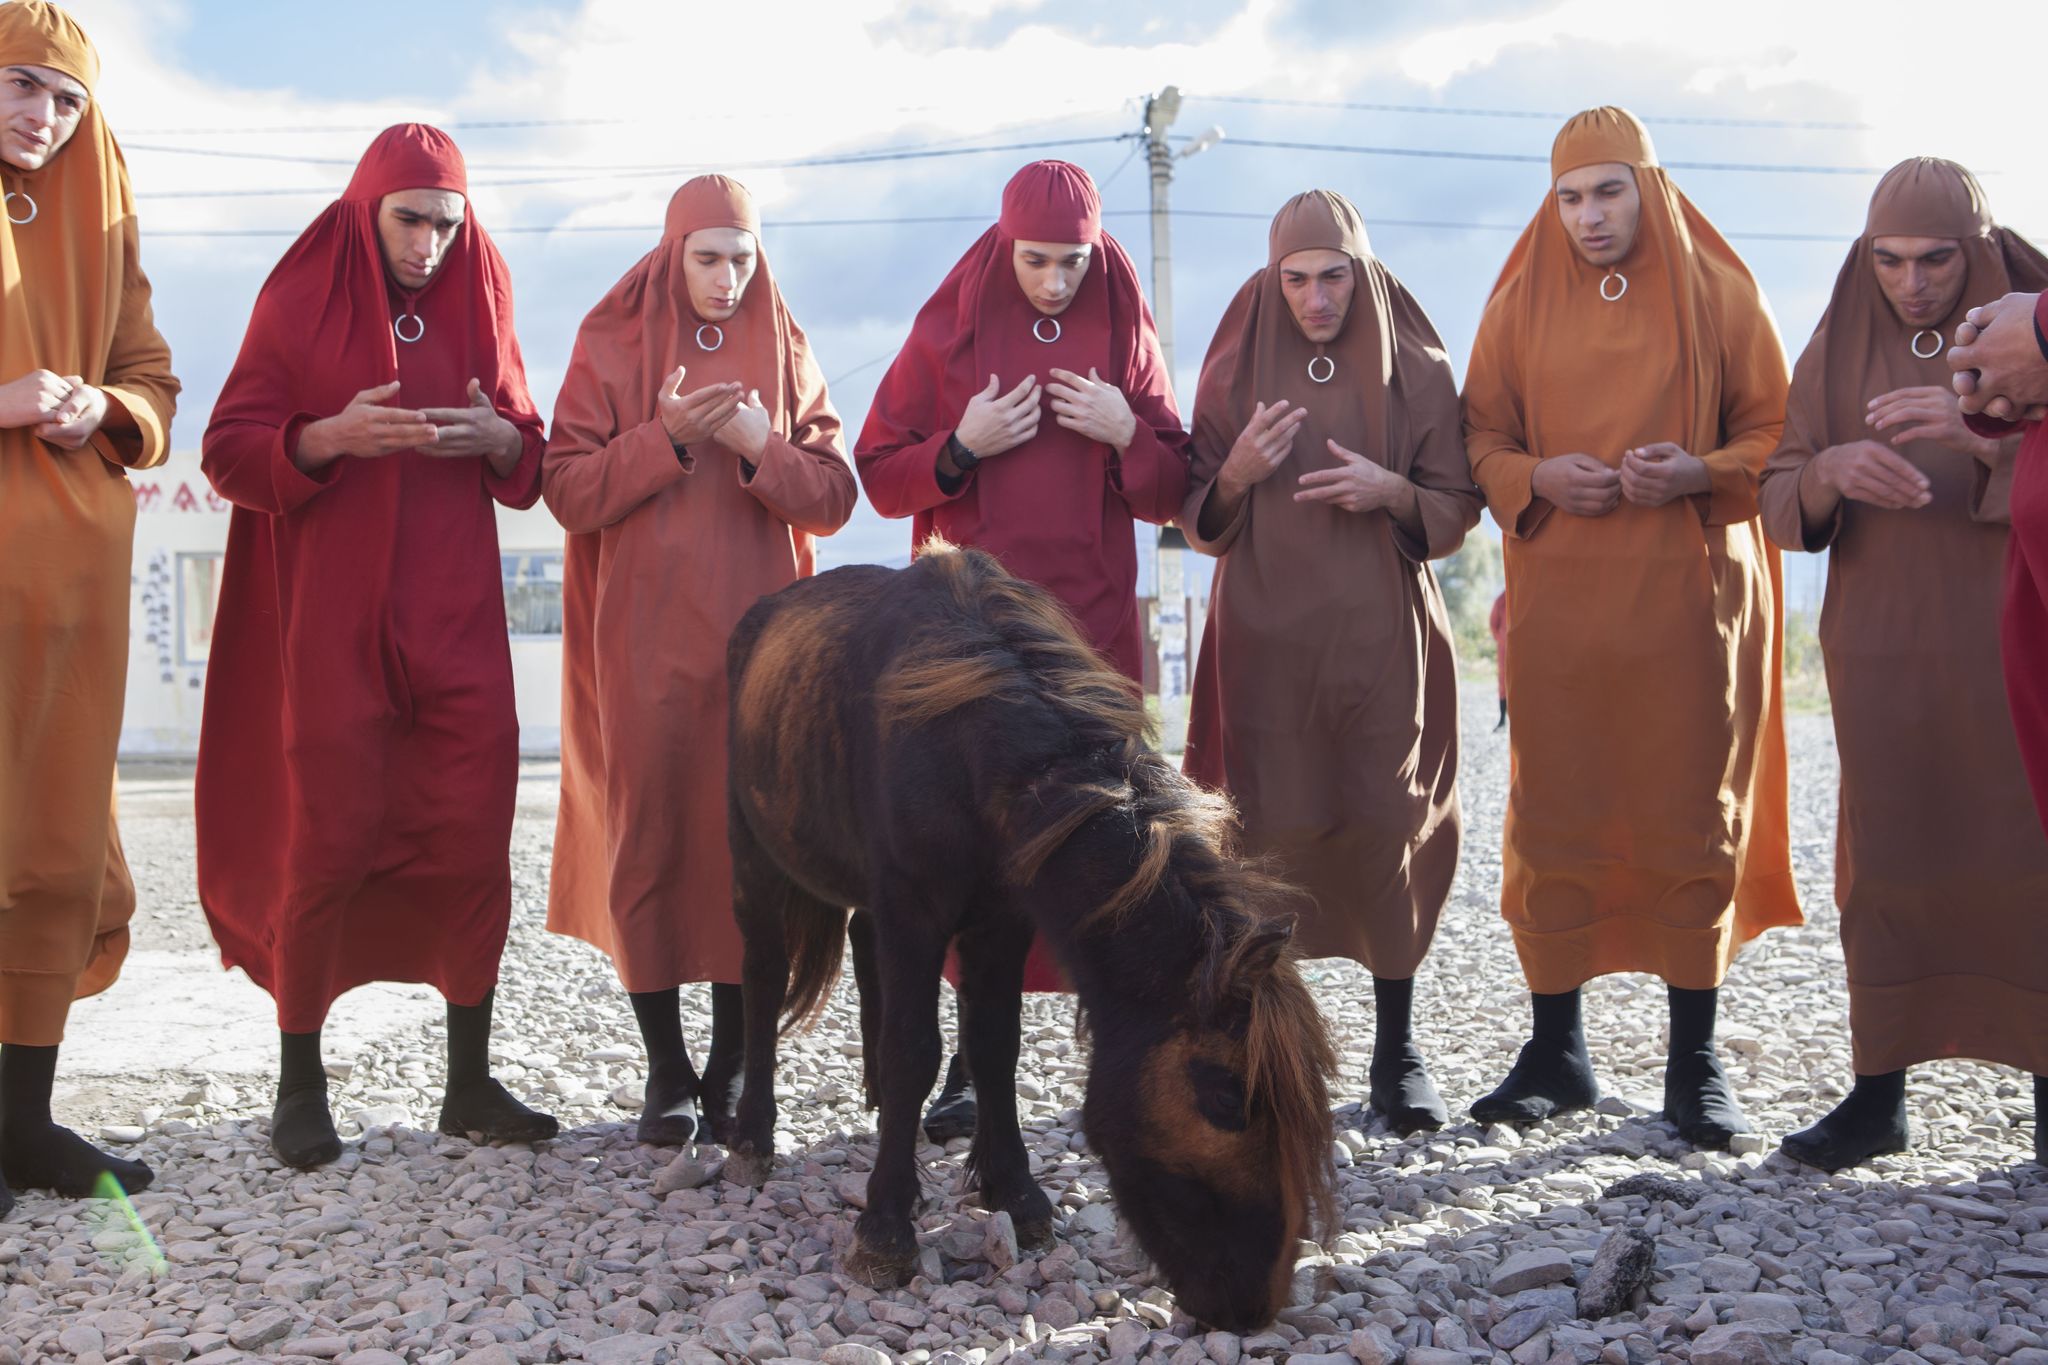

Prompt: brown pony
xmin=717 ymin=542 xmax=1336 ymax=1331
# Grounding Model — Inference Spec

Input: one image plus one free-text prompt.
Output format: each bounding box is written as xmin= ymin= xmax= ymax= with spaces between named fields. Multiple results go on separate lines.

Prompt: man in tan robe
xmin=1462 ymin=107 xmax=1798 ymax=1149
xmin=0 ymin=1 xmax=178 ymax=1217
xmin=545 ymin=177 xmax=856 ymax=1144
xmin=1761 ymin=157 xmax=2048 ymax=1172
xmin=1181 ymin=190 xmax=1480 ymax=1134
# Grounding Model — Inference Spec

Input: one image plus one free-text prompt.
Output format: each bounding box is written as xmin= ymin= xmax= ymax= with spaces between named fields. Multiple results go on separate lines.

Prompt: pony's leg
xmin=956 ymin=912 xmax=1055 ymax=1251
xmin=725 ymin=816 xmax=791 ymax=1187
xmin=848 ymin=909 xmax=882 ymax=1110
xmin=845 ymin=898 xmax=948 ymax=1288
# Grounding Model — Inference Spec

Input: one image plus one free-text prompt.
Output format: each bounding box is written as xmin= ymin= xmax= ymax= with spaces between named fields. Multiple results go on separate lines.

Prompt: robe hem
xmin=1848 ymin=972 xmax=2048 ymax=1076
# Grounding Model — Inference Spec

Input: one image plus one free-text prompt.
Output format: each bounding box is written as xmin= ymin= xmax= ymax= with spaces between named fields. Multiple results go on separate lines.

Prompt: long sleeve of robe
xmin=1760 ymin=355 xmax=2048 ymax=1076
xmin=543 ymin=328 xmax=856 ymax=990
xmin=0 ymin=211 xmax=177 ymax=1046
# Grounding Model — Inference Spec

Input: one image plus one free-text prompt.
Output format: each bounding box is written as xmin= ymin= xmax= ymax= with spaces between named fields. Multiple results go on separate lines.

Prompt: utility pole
xmin=1139 ymin=87 xmax=1221 ymax=754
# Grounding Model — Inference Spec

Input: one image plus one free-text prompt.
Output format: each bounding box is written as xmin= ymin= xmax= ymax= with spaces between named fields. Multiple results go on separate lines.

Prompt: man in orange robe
xmin=1462 ymin=107 xmax=1799 ymax=1149
xmin=544 ymin=177 xmax=856 ymax=1144
xmin=0 ymin=1 xmax=178 ymax=1218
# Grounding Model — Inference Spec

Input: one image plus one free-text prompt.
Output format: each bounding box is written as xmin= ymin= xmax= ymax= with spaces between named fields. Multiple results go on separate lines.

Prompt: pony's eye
xmin=1188 ymin=1057 xmax=1247 ymax=1131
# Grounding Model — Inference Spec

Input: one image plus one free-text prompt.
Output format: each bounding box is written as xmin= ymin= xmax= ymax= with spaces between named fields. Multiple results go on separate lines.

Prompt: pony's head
xmin=1079 ymin=895 xmax=1337 ymax=1330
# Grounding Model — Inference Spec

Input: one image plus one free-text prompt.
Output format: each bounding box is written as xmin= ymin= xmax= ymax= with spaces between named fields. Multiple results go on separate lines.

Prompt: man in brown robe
xmin=0 ymin=1 xmax=178 ymax=1217
xmin=1181 ymin=190 xmax=1480 ymax=1134
xmin=1760 ymin=157 xmax=2048 ymax=1172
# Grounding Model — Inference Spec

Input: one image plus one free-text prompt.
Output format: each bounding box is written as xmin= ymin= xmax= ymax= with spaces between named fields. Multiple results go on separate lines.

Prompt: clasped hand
xmin=0 ymin=368 xmax=110 ymax=449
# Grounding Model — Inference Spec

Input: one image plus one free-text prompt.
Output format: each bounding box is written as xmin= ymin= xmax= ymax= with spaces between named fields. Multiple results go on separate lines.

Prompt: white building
xmin=122 ymin=450 xmax=569 ymax=757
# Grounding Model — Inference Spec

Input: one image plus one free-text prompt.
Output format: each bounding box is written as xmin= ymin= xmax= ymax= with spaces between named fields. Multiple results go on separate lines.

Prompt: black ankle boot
xmin=1471 ymin=989 xmax=1599 ymax=1125
xmin=630 ymin=987 xmax=701 ymax=1145
xmin=923 ymin=1053 xmax=977 ymax=1144
xmin=1780 ymin=1070 xmax=1908 ymax=1172
xmin=1663 ymin=986 xmax=1750 ymax=1150
xmin=0 ymin=1044 xmax=153 ymax=1198
xmin=271 ymin=1029 xmax=342 ymax=1169
xmin=439 ymin=990 xmax=558 ymax=1145
xmin=2034 ymin=1075 xmax=2046 ymax=1168
xmin=1366 ymin=976 xmax=1447 ymax=1135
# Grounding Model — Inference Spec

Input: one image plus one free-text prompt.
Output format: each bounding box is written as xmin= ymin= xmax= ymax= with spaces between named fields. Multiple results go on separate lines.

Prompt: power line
xmin=1188 ymin=93 xmax=1869 ymax=132
xmin=1219 ymin=137 xmax=1885 ymax=175
xmin=125 ymin=117 xmax=632 ymax=136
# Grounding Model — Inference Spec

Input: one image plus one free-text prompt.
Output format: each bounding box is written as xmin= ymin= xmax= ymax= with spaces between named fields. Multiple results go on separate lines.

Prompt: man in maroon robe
xmin=855 ymin=160 xmax=1191 ymax=1138
xmin=198 ymin=125 xmax=556 ymax=1169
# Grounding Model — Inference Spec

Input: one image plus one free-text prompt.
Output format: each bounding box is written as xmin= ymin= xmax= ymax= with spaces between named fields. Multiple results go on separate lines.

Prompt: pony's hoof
xmin=1014 ymin=1215 xmax=1055 ymax=1254
xmin=842 ymin=1234 xmax=916 ymax=1289
xmin=723 ymin=1146 xmax=774 ymax=1186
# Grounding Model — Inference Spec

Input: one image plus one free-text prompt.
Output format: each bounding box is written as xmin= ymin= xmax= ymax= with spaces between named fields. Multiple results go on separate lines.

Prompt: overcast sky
xmin=64 ymin=0 xmax=2048 ymax=581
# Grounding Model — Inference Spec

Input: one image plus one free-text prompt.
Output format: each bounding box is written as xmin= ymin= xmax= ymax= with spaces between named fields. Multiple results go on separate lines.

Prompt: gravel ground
xmin=3 ymin=683 xmax=2044 ymax=1365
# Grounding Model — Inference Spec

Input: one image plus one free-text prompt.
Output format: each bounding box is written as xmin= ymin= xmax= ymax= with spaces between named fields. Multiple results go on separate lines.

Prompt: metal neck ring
xmin=1032 ymin=316 xmax=1061 ymax=344
xmin=1911 ymin=328 xmax=1943 ymax=359
xmin=1599 ymin=270 xmax=1628 ymax=302
xmin=695 ymin=323 xmax=725 ymax=352
xmin=4 ymin=191 xmax=36 ymax=226
xmin=1307 ymin=354 xmax=1336 ymax=385
xmin=393 ymin=312 xmax=425 ymax=344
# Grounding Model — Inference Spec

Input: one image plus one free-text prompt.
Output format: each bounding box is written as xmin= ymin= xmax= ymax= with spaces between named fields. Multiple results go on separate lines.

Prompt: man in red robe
xmin=1954 ymin=288 xmax=2048 ymax=1165
xmin=856 ymin=160 xmax=1191 ymax=1138
xmin=198 ymin=125 xmax=557 ymax=1169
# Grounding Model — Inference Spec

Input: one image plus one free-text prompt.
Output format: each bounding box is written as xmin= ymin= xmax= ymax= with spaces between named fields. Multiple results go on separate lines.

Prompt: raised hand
xmin=1294 ymin=439 xmax=1407 ymax=513
xmin=723 ymin=388 xmax=772 ymax=461
xmin=1530 ymin=452 xmax=1622 ymax=517
xmin=293 ymin=382 xmax=439 ymax=472
xmin=1619 ymin=442 xmax=1710 ymax=508
xmin=954 ymin=374 xmax=1042 ymax=457
xmin=657 ymin=365 xmax=745 ymax=447
xmin=1949 ymin=292 xmax=2048 ymax=419
xmin=421 ymin=379 xmax=521 ymax=468
xmin=30 ymin=377 xmax=109 ymax=450
xmin=1817 ymin=439 xmax=1932 ymax=510
xmin=1046 ymin=367 xmax=1137 ymax=450
xmin=1216 ymin=400 xmax=1307 ymax=498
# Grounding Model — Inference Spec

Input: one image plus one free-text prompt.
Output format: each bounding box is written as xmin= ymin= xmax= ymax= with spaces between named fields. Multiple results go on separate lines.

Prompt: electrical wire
xmin=1187 ymin=93 xmax=1867 ymax=131
xmin=1219 ymin=137 xmax=1884 ymax=175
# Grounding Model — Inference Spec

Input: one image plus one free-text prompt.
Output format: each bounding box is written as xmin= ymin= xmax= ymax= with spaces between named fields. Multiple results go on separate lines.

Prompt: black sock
xmin=439 ymin=989 xmax=557 ymax=1145
xmin=2035 ymin=1075 xmax=2046 ymax=1164
xmin=1781 ymin=1070 xmax=1907 ymax=1172
xmin=629 ymin=987 xmax=701 ymax=1143
xmin=700 ymin=984 xmax=744 ymax=1117
xmin=1663 ymin=985 xmax=1749 ymax=1147
xmin=0 ymin=1043 xmax=153 ymax=1199
xmin=1367 ymin=975 xmax=1445 ymax=1133
xmin=270 ymin=1029 xmax=341 ymax=1169
xmin=1470 ymin=989 xmax=1598 ymax=1125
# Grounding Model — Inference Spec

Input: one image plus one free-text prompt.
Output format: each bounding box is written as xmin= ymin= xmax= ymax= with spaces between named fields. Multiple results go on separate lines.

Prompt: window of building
xmin=503 ymin=551 xmax=565 ymax=639
xmin=176 ymin=551 xmax=224 ymax=666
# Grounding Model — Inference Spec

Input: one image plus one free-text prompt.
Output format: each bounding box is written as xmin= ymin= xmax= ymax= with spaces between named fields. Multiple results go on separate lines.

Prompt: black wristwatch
xmin=946 ymin=432 xmax=982 ymax=473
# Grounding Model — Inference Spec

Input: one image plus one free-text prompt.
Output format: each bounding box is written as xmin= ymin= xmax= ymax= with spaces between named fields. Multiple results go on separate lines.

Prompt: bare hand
xmin=1817 ymin=439 xmax=1932 ymax=510
xmin=1949 ymin=292 xmax=2048 ymax=419
xmin=0 ymin=368 xmax=80 ymax=430
xmin=295 ymin=382 xmax=438 ymax=471
xmin=1619 ymin=442 xmax=1711 ymax=508
xmin=723 ymin=389 xmax=771 ymax=461
xmin=1216 ymin=401 xmax=1307 ymax=499
xmin=420 ymin=380 xmax=521 ymax=470
xmin=32 ymin=379 xmax=109 ymax=450
xmin=954 ymin=374 xmax=1041 ymax=457
xmin=657 ymin=366 xmax=745 ymax=447
xmin=1046 ymin=367 xmax=1137 ymax=450
xmin=1530 ymin=451 xmax=1622 ymax=517
xmin=1294 ymin=439 xmax=1408 ymax=513
xmin=1864 ymin=384 xmax=1995 ymax=459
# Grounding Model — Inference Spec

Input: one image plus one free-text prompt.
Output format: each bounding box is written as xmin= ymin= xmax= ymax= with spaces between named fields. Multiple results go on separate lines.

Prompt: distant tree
xmin=1435 ymin=531 xmax=1504 ymax=668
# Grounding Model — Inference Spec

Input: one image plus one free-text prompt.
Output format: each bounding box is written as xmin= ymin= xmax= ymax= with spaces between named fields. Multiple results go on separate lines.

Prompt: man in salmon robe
xmin=1180 ymin=190 xmax=1481 ymax=1135
xmin=856 ymin=160 xmax=1191 ymax=1140
xmin=0 ymin=0 xmax=177 ymax=1219
xmin=1763 ymin=159 xmax=2048 ymax=1173
xmin=1462 ymin=107 xmax=1799 ymax=1150
xmin=198 ymin=125 xmax=557 ymax=1170
xmin=545 ymin=176 xmax=856 ymax=1145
